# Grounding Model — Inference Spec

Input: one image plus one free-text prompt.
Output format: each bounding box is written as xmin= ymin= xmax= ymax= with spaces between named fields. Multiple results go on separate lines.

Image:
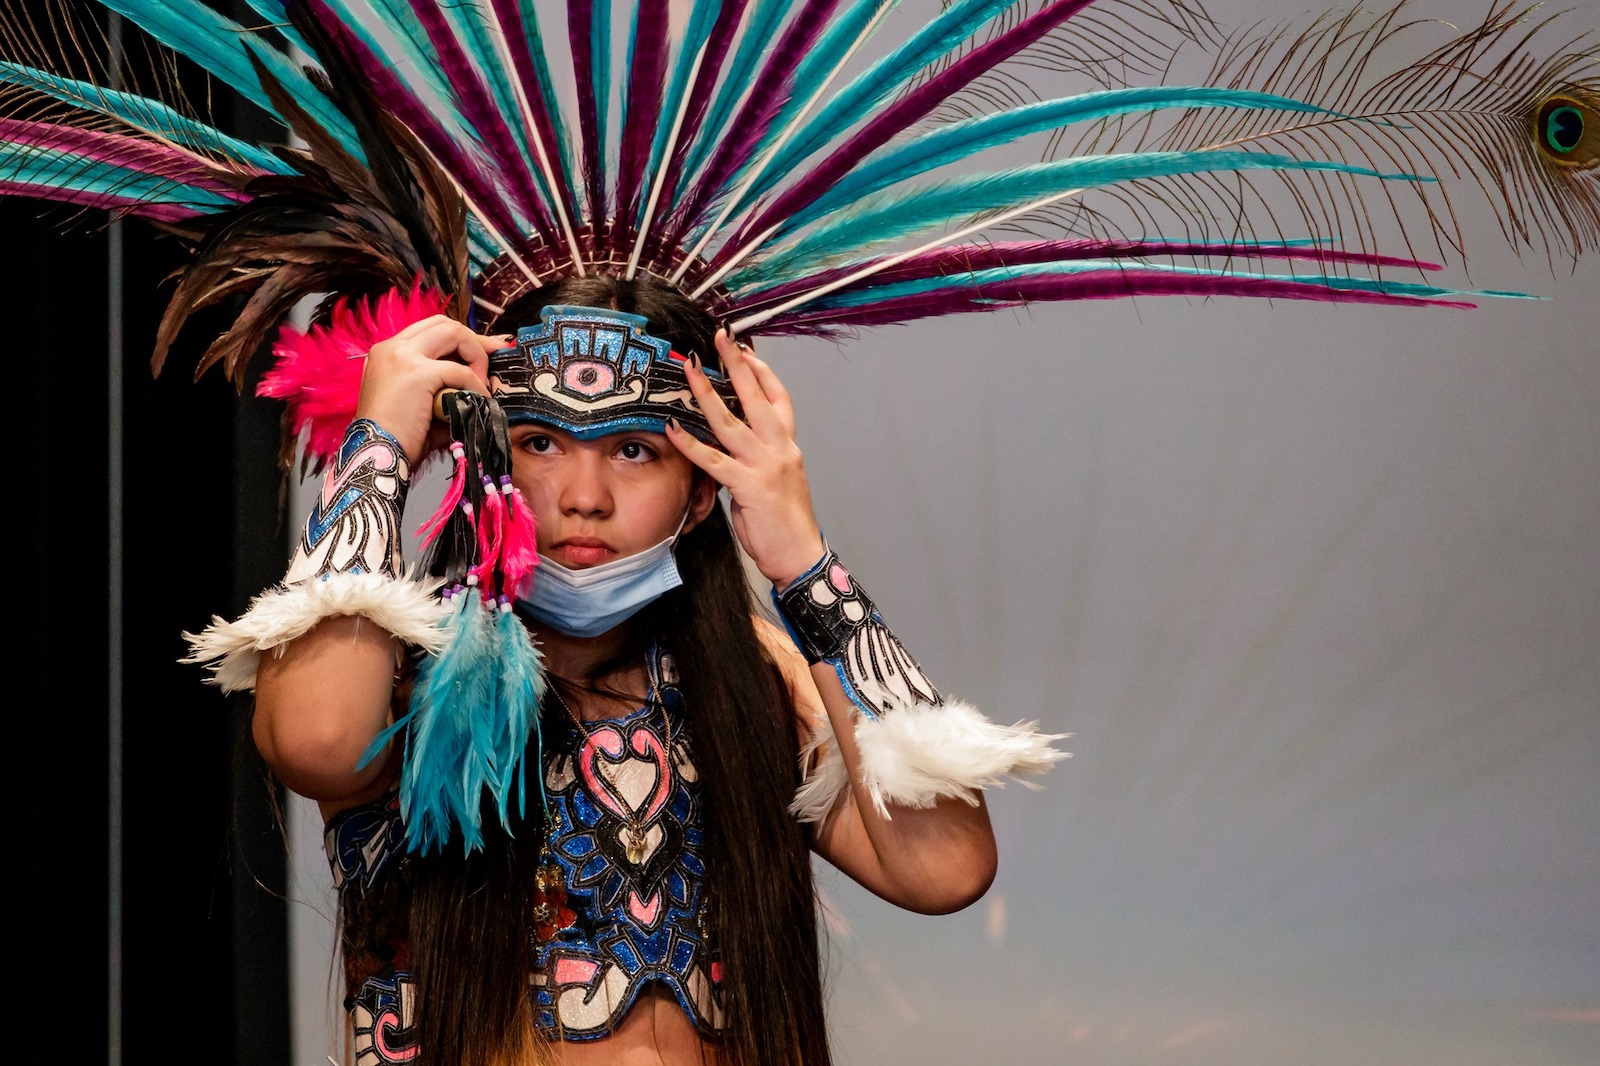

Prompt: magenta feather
xmin=611 ymin=0 xmax=674 ymax=258
xmin=258 ymin=282 xmax=449 ymax=467
xmin=305 ymin=2 xmax=523 ymax=240
xmin=0 ymin=119 xmax=251 ymax=198
xmin=489 ymin=0 xmax=579 ymax=230
xmin=417 ymin=441 xmax=469 ymax=553
xmin=471 ymin=475 xmax=507 ymax=593
xmin=565 ymin=0 xmax=606 ymax=235
xmin=758 ymin=268 xmax=1476 ymax=334
xmin=737 ymin=239 xmax=1444 ymax=308
xmin=717 ymin=0 xmax=1098 ymax=266
xmin=664 ymin=0 xmax=844 ymax=250
xmin=403 ymin=0 xmax=552 ymax=237
xmin=498 ymin=476 xmax=539 ymax=600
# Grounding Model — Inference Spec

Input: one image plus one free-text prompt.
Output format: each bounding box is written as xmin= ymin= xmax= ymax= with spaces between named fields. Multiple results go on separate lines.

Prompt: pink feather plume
xmin=258 ymin=280 xmax=450 ymax=467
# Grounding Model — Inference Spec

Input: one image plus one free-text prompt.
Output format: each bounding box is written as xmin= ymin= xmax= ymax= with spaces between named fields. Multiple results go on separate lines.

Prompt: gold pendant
xmin=624 ymin=825 xmax=648 ymax=865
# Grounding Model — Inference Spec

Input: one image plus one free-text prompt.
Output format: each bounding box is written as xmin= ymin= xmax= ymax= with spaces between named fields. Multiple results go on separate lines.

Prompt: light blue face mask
xmin=516 ymin=510 xmax=690 ymax=638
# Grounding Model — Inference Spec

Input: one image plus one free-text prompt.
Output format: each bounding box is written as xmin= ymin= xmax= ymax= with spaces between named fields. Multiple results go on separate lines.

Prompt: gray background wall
xmin=281 ymin=1 xmax=1599 ymax=1063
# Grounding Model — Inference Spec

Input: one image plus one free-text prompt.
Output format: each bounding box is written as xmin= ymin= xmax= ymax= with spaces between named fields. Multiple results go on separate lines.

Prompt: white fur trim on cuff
xmin=790 ymin=699 xmax=1072 ymax=822
xmin=182 ymin=572 xmax=449 ymax=693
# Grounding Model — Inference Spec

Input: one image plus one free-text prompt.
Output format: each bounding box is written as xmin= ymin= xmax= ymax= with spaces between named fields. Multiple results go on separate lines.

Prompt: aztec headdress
xmin=6 ymin=0 xmax=1594 ymax=850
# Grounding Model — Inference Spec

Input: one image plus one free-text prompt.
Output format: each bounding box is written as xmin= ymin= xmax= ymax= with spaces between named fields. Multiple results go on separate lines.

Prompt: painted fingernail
xmin=689 ymin=352 xmax=702 ymax=371
xmin=666 ymin=417 xmax=682 ymax=432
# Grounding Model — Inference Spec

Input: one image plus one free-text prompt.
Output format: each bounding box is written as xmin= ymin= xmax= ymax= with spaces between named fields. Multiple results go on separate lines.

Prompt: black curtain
xmin=17 ymin=2 xmax=292 ymax=1061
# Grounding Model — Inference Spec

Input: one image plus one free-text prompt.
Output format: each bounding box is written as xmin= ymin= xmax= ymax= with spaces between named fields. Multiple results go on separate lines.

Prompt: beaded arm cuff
xmin=774 ymin=548 xmax=1069 ymax=822
xmin=286 ymin=419 xmax=411 ymax=581
xmin=182 ymin=419 xmax=448 ymax=691
xmin=772 ymin=547 xmax=942 ymax=717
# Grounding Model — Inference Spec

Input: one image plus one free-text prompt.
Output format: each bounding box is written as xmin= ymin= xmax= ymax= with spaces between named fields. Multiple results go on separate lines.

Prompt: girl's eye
xmin=520 ymin=433 xmax=555 ymax=454
xmin=617 ymin=440 xmax=655 ymax=462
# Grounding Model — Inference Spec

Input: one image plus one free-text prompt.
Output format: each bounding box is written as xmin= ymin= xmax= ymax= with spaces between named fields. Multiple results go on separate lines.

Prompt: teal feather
xmin=511 ymin=2 xmax=580 ymax=212
xmin=373 ymin=594 xmax=546 ymax=854
xmin=492 ymin=605 xmax=546 ymax=824
xmin=592 ymin=0 xmax=614 ymax=200
xmin=240 ymin=1 xmax=312 ymax=58
xmin=99 ymin=0 xmax=362 ymax=155
xmin=733 ymin=150 xmax=1429 ymax=289
xmin=803 ymin=258 xmax=1538 ymax=309
xmin=673 ymin=0 xmax=790 ymax=201
xmin=637 ymin=0 xmax=720 ymax=230
xmin=334 ymin=0 xmax=460 ymax=125
xmin=0 ymin=145 xmax=236 ymax=210
xmin=752 ymin=0 xmax=1016 ymax=203
xmin=787 ymin=87 xmax=1333 ymax=236
xmin=0 ymin=62 xmax=294 ymax=175
xmin=399 ymin=592 xmax=498 ymax=855
xmin=714 ymin=0 xmax=900 ymax=223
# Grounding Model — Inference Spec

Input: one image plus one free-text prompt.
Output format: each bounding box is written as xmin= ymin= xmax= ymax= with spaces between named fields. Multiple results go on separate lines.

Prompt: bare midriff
xmin=548 ymin=986 xmax=722 ymax=1066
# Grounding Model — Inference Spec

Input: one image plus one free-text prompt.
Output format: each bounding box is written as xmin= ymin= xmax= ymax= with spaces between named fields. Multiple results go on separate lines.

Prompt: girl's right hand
xmin=355 ymin=315 xmax=511 ymax=465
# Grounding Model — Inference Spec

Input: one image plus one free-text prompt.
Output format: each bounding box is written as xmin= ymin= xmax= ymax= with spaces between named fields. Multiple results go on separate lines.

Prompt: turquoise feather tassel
xmin=397 ymin=589 xmax=498 ymax=855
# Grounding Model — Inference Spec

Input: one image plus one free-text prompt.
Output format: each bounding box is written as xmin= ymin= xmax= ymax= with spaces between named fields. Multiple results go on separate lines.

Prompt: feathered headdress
xmin=7 ymin=0 xmax=1594 ymax=849
xmin=5 ymin=0 xmax=1596 ymax=390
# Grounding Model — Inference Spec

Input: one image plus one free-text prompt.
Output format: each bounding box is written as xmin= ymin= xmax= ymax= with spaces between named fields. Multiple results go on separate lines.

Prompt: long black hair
xmin=382 ymin=274 xmax=831 ymax=1066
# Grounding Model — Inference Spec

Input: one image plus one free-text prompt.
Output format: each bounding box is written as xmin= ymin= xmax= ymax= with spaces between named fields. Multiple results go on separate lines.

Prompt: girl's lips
xmin=550 ymin=540 xmax=615 ymax=567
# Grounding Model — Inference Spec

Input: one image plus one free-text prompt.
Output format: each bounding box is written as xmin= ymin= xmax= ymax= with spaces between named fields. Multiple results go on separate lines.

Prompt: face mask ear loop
xmin=669 ymin=502 xmax=693 ymax=548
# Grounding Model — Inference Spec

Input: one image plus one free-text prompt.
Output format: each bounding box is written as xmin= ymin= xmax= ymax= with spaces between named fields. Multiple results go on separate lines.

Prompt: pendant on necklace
xmin=624 ymin=825 xmax=649 ymax=865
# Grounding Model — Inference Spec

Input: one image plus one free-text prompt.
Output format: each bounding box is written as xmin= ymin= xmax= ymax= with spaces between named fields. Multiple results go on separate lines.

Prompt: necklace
xmin=547 ymin=677 xmax=673 ymax=867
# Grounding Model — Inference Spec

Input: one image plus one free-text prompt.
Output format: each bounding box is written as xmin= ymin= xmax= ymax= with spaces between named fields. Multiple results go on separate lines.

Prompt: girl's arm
xmin=194 ymin=316 xmax=503 ymax=814
xmin=755 ymin=617 xmax=999 ymax=915
xmin=673 ymin=331 xmax=1060 ymax=914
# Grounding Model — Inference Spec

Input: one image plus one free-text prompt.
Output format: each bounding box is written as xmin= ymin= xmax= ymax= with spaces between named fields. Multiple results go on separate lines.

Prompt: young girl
xmin=239 ymin=273 xmax=1039 ymax=1066
xmin=14 ymin=2 xmax=1583 ymax=1063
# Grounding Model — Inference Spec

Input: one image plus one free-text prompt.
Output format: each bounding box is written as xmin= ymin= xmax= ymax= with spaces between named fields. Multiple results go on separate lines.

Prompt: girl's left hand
xmin=666 ymin=329 xmax=826 ymax=589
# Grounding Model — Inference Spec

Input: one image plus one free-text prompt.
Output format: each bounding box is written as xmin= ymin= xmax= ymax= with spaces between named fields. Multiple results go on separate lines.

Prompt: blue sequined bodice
xmin=534 ymin=647 xmax=724 ymax=1038
xmin=324 ymin=647 xmax=722 ymax=1062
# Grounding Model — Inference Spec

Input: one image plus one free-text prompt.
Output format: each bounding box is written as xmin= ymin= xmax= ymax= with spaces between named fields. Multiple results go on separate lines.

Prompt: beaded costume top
xmin=323 ymin=645 xmax=720 ymax=1060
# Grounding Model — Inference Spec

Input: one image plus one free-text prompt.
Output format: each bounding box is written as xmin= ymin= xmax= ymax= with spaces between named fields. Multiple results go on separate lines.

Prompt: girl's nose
xmin=556 ymin=448 xmax=613 ymax=517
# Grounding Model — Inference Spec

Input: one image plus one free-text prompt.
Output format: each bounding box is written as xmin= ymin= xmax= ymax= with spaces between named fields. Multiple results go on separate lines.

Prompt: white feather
xmin=790 ymin=697 xmax=1072 ymax=822
xmin=181 ymin=572 xmax=449 ymax=693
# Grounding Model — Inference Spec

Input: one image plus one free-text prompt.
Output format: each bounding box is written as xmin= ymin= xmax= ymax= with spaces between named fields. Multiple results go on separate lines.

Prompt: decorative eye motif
xmin=563 ymin=360 xmax=616 ymax=397
xmin=1535 ymin=92 xmax=1598 ymax=170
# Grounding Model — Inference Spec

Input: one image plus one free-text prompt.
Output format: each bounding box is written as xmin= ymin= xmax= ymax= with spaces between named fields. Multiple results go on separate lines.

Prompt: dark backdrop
xmin=16 ymin=2 xmax=291 ymax=1061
